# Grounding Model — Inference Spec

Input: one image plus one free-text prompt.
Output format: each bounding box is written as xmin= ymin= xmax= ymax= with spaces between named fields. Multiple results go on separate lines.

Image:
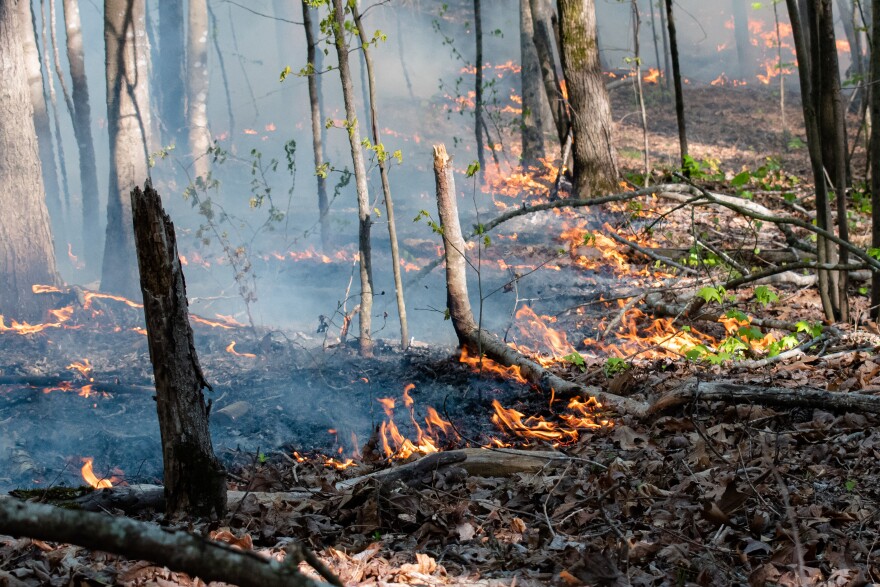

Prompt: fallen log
xmin=431 ymin=143 xmax=880 ymax=420
xmin=0 ymin=499 xmax=333 ymax=587
xmin=647 ymin=380 xmax=880 ymax=417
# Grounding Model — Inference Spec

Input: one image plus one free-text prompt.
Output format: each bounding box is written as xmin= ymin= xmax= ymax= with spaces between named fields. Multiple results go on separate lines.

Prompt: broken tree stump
xmin=131 ymin=181 xmax=227 ymax=518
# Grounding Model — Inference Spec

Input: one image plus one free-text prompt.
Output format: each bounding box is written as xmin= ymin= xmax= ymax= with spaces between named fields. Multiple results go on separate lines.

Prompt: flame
xmin=67 ymin=244 xmax=84 ymax=269
xmin=191 ymin=315 xmax=234 ymax=329
xmin=643 ymin=68 xmax=660 ymax=84
xmin=510 ymin=306 xmax=574 ymax=367
xmin=67 ymin=359 xmax=93 ymax=377
xmin=81 ymin=457 xmax=113 ymax=489
xmin=375 ymin=385 xmax=457 ymax=460
xmin=226 ymin=341 xmax=256 ymax=358
xmin=459 ymin=347 xmax=527 ymax=384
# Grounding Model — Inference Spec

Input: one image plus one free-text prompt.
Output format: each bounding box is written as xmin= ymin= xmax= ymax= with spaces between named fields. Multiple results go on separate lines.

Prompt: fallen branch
xmin=647 ymin=380 xmax=880 ymax=417
xmin=0 ymin=499 xmax=334 ymax=587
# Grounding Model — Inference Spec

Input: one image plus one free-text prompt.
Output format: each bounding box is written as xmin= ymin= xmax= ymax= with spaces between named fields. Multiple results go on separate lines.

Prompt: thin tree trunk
xmin=773 ymin=0 xmax=788 ymax=145
xmin=817 ymin=0 xmax=850 ymax=319
xmin=732 ymin=0 xmax=753 ymax=79
xmin=0 ymin=0 xmax=59 ymax=321
xmin=302 ymin=1 xmax=329 ymax=252
xmin=102 ymin=0 xmax=152 ymax=300
xmin=649 ymin=0 xmax=663 ymax=73
xmin=39 ymin=0 xmax=70 ymax=216
xmin=871 ymin=0 xmax=880 ymax=318
xmin=658 ymin=0 xmax=672 ymax=91
xmin=131 ymin=181 xmax=226 ymax=518
xmin=187 ymin=0 xmax=210 ymax=179
xmin=208 ymin=4 xmax=234 ymax=140
xmin=16 ymin=0 xmax=62 ymax=235
xmin=664 ymin=0 xmax=688 ymax=167
xmin=158 ymin=0 xmax=185 ymax=146
xmin=62 ymin=0 xmax=99 ymax=271
xmin=633 ymin=0 xmax=650 ymax=184
xmin=520 ymin=0 xmax=548 ymax=166
xmin=474 ymin=0 xmax=485 ymax=179
xmin=330 ymin=0 xmax=373 ymax=357
xmin=786 ymin=0 xmax=836 ymax=319
xmin=395 ymin=11 xmax=415 ymax=101
xmin=529 ymin=0 xmax=567 ymax=147
xmin=557 ymin=0 xmax=619 ymax=196
xmin=351 ymin=2 xmax=409 ymax=350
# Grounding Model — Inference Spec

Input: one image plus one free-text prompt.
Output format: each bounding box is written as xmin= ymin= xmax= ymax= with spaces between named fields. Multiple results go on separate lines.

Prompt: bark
xmin=872 ymin=0 xmax=880 ymax=318
xmin=647 ymin=380 xmax=880 ymax=416
xmin=520 ymin=0 xmax=549 ymax=166
xmin=0 ymin=499 xmax=333 ymax=587
xmin=62 ymin=0 xmax=99 ymax=270
xmin=157 ymin=0 xmax=185 ymax=145
xmin=302 ymin=0 xmax=329 ymax=252
xmin=731 ymin=0 xmax=753 ymax=79
xmin=530 ymin=0 xmax=567 ymax=147
xmin=351 ymin=3 xmax=409 ymax=350
xmin=658 ymin=0 xmax=672 ymax=91
xmin=474 ymin=0 xmax=486 ymax=178
xmin=557 ymin=0 xmax=619 ymax=196
xmin=39 ymin=0 xmax=71 ymax=217
xmin=16 ymin=0 xmax=62 ymax=232
xmin=131 ymin=181 xmax=226 ymax=518
xmin=0 ymin=0 xmax=59 ymax=322
xmin=102 ymin=0 xmax=151 ymax=300
xmin=330 ymin=0 xmax=373 ymax=357
xmin=664 ymin=0 xmax=688 ymax=167
xmin=632 ymin=0 xmax=650 ymax=183
xmin=816 ymin=0 xmax=851 ymax=320
xmin=187 ymin=0 xmax=210 ymax=179
xmin=787 ymin=0 xmax=839 ymax=319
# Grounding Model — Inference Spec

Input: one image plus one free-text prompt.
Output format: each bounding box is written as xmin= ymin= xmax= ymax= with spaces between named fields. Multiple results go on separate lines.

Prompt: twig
xmin=605 ymin=230 xmax=700 ymax=275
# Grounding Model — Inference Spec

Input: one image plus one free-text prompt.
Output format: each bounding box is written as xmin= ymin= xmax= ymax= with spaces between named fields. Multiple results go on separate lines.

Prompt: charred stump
xmin=130 ymin=180 xmax=226 ymax=518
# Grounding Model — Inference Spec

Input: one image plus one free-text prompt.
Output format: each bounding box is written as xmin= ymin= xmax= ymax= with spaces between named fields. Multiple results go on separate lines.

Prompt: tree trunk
xmin=157 ymin=0 xmax=185 ymax=146
xmin=872 ymin=0 xmax=880 ymax=318
xmin=786 ymin=0 xmax=837 ymax=319
xmin=816 ymin=0 xmax=850 ymax=320
xmin=62 ymin=0 xmax=99 ymax=271
xmin=658 ymin=0 xmax=672 ymax=91
xmin=351 ymin=3 xmax=409 ymax=351
xmin=131 ymin=181 xmax=226 ymax=518
xmin=520 ymin=0 xmax=549 ymax=166
xmin=0 ymin=0 xmax=59 ymax=321
xmin=302 ymin=1 xmax=330 ymax=252
xmin=529 ymin=0 xmax=567 ymax=147
xmin=557 ymin=0 xmax=619 ymax=196
xmin=16 ymin=0 xmax=62 ymax=233
xmin=101 ymin=0 xmax=151 ymax=300
xmin=664 ymin=0 xmax=688 ymax=168
xmin=474 ymin=0 xmax=486 ymax=179
xmin=330 ymin=0 xmax=373 ymax=357
xmin=187 ymin=0 xmax=210 ymax=179
xmin=40 ymin=0 xmax=71 ymax=221
xmin=732 ymin=0 xmax=753 ymax=79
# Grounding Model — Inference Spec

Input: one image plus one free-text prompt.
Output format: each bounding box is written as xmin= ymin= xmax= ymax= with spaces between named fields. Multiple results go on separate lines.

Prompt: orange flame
xmin=226 ymin=341 xmax=257 ymax=358
xmin=81 ymin=457 xmax=113 ymax=489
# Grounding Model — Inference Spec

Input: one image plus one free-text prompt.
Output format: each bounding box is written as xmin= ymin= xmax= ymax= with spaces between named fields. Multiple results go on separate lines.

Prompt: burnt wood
xmin=130 ymin=181 xmax=226 ymax=518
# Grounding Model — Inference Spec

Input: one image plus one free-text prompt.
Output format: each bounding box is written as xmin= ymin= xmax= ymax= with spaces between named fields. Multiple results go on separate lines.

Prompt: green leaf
xmin=279 ymin=65 xmax=292 ymax=82
xmin=754 ymin=285 xmax=779 ymax=307
xmin=731 ymin=170 xmax=751 ymax=187
xmin=466 ymin=160 xmax=481 ymax=178
xmin=697 ymin=286 xmax=725 ymax=304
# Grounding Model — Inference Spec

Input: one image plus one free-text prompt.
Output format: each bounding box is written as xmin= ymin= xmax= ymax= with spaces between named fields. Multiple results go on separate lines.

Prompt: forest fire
xmin=374 ymin=384 xmax=457 ymax=460
xmin=225 ymin=341 xmax=256 ymax=358
xmin=80 ymin=458 xmax=113 ymax=489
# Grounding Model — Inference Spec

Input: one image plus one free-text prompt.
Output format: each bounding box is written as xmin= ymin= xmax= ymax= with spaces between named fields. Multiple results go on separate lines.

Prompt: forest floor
xmin=3 ymin=83 xmax=880 ymax=587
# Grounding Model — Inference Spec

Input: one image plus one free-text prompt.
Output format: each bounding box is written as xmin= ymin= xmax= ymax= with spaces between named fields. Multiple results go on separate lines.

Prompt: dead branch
xmin=605 ymin=230 xmax=699 ymax=275
xmin=647 ymin=380 xmax=880 ymax=417
xmin=0 ymin=498 xmax=334 ymax=587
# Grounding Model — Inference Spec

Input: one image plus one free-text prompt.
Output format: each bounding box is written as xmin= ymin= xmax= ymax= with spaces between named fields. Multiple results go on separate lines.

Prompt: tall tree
xmin=301 ymin=0 xmax=330 ymax=252
xmin=557 ymin=0 xmax=619 ymax=195
xmin=351 ymin=1 xmax=409 ymax=350
xmin=731 ymin=0 xmax=753 ymax=79
xmin=530 ymin=0 xmax=567 ymax=147
xmin=102 ymin=0 xmax=152 ymax=299
xmin=474 ymin=0 xmax=485 ymax=178
xmin=871 ymin=0 xmax=880 ymax=319
xmin=330 ymin=0 xmax=374 ymax=357
xmin=157 ymin=0 xmax=185 ymax=146
xmin=664 ymin=0 xmax=688 ymax=168
xmin=187 ymin=0 xmax=210 ymax=179
xmin=62 ymin=0 xmax=99 ymax=270
xmin=520 ymin=0 xmax=549 ymax=166
xmin=0 ymin=0 xmax=59 ymax=321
